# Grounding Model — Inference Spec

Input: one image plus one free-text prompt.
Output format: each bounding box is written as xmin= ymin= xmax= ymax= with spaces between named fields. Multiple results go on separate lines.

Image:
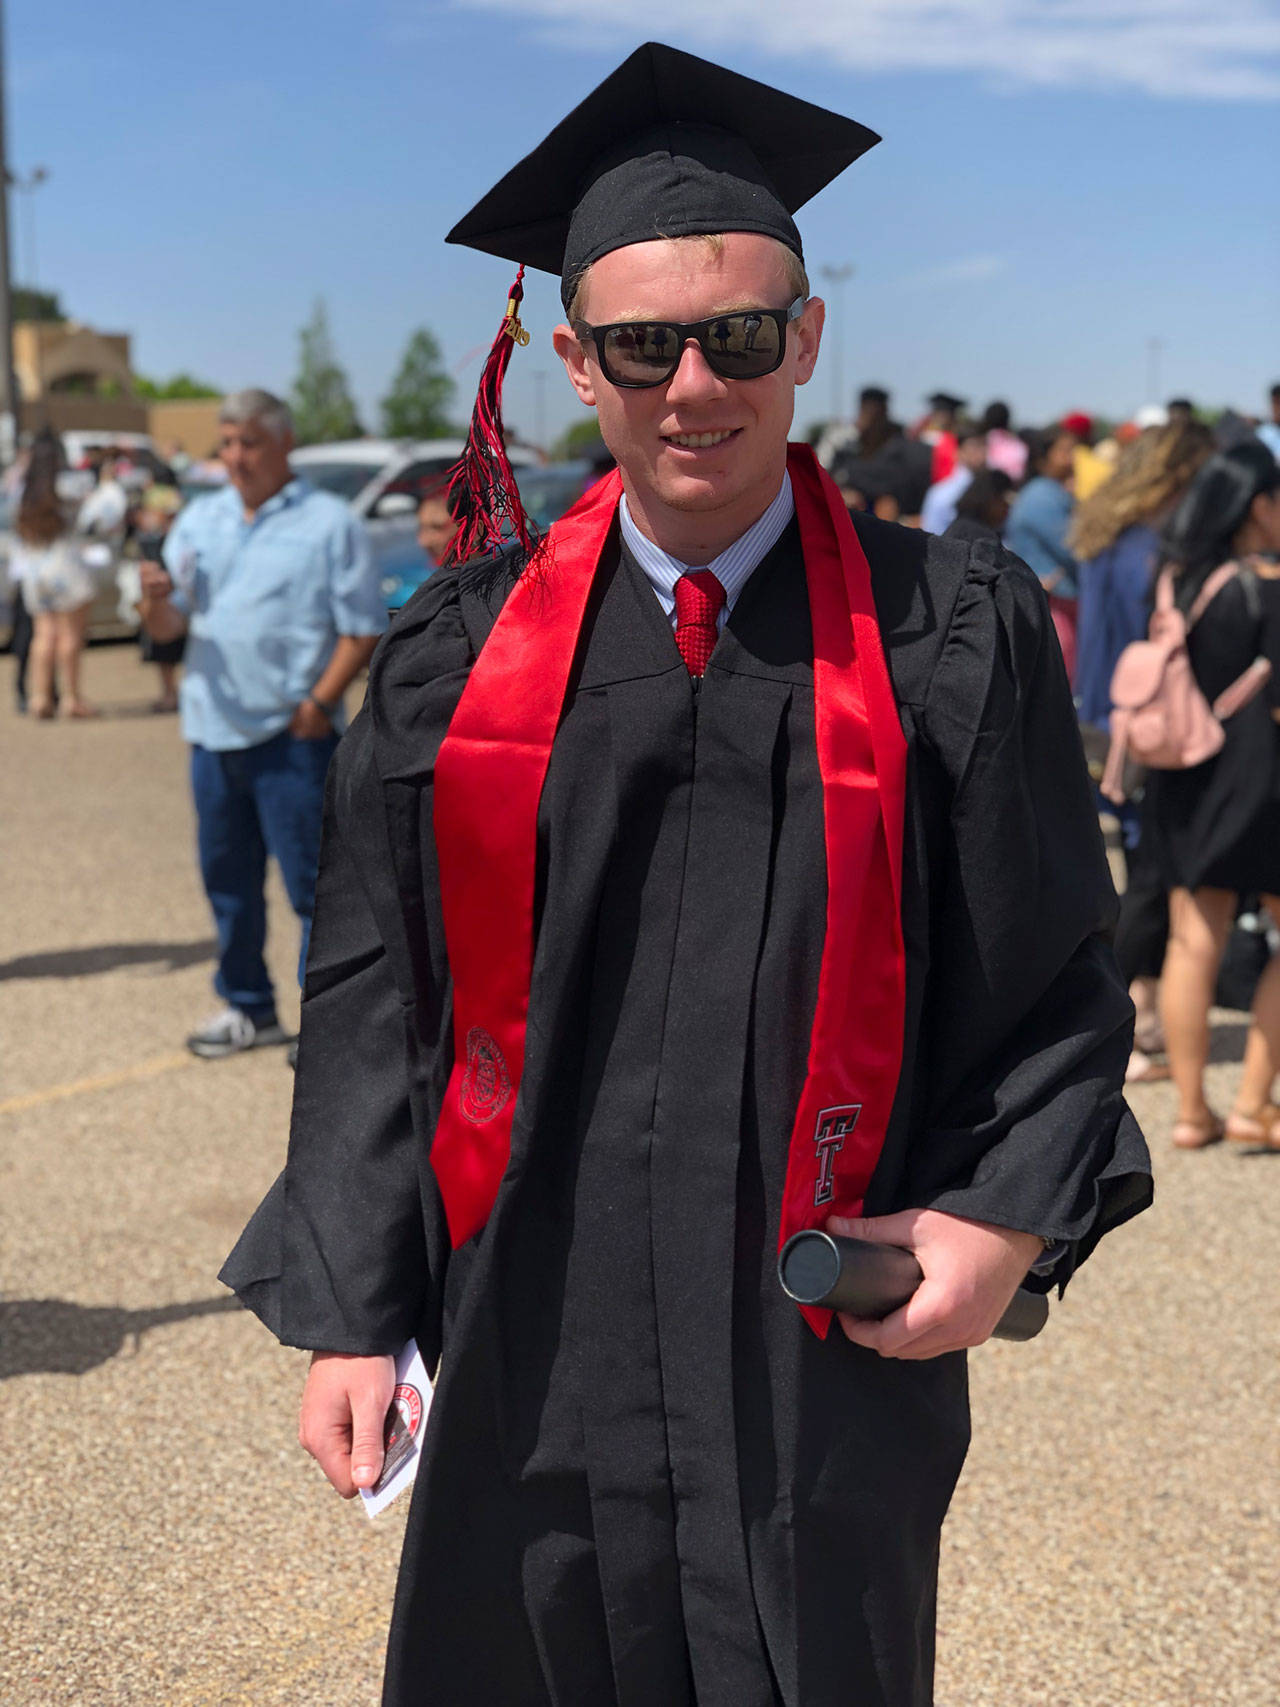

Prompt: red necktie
xmin=674 ymin=569 xmax=726 ymax=677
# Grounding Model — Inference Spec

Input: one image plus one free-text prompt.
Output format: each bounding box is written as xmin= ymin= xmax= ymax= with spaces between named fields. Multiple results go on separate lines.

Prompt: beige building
xmin=10 ymin=319 xmax=226 ymax=458
xmin=13 ymin=319 xmax=149 ymax=435
xmin=147 ymin=398 xmax=224 ymax=460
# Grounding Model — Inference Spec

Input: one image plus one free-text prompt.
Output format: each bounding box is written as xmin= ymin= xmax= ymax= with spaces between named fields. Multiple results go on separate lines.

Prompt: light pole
xmin=0 ymin=0 xmax=20 ymax=460
xmin=819 ymin=263 xmax=854 ymax=425
xmin=8 ymin=164 xmax=48 ymax=287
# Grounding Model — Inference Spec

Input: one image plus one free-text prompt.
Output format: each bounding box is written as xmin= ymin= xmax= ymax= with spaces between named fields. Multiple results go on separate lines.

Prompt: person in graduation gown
xmin=222 ymin=43 xmax=1152 ymax=1707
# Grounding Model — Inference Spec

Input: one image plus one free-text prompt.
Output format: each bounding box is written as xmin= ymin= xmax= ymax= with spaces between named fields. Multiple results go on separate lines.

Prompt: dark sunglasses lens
xmin=600 ymin=312 xmax=785 ymax=385
xmin=701 ymin=313 xmax=783 ymax=378
xmin=601 ymin=324 xmax=683 ymax=385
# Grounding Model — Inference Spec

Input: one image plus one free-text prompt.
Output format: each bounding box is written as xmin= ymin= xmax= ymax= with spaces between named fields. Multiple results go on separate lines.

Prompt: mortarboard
xmin=443 ymin=42 xmax=880 ymax=567
xmin=927 ymin=392 xmax=965 ymax=413
xmin=448 ymin=41 xmax=879 ymax=309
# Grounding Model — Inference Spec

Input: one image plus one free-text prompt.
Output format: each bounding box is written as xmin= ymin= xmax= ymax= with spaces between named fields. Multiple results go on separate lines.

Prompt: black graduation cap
xmin=927 ymin=392 xmax=966 ymax=413
xmin=447 ymin=41 xmax=880 ymax=309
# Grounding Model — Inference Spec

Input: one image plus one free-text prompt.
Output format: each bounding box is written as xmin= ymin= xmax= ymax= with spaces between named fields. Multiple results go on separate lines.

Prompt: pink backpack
xmin=1101 ymin=560 xmax=1271 ymax=805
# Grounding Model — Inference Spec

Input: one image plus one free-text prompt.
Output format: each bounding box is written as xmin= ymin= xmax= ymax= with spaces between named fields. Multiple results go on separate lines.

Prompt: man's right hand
xmin=138 ymin=560 xmax=174 ymax=601
xmin=298 ymin=1351 xmax=396 ymax=1498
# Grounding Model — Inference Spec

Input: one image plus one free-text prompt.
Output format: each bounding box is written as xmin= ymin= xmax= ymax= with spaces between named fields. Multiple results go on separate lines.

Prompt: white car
xmin=61 ymin=429 xmax=158 ymax=470
xmin=289 ymin=438 xmax=541 ymax=607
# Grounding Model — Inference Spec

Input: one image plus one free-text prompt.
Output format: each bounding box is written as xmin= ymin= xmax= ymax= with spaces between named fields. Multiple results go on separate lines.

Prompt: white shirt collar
xmin=618 ymin=472 xmax=795 ymax=627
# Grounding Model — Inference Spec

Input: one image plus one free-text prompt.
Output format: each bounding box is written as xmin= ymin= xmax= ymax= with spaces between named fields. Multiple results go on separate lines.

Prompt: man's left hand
xmin=289 ymin=698 xmax=333 ymax=740
xmin=826 ymin=1208 xmax=1044 ymax=1360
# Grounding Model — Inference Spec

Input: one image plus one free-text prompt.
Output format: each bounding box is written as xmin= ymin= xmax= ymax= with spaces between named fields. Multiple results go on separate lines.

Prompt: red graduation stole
xmin=431 ymin=443 xmax=906 ymax=1335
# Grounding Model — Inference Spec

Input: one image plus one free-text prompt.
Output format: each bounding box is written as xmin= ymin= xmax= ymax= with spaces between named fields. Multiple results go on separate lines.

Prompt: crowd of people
xmin=822 ymin=384 xmax=1279 ymax=687
xmin=820 ymin=379 xmax=1280 ymax=1152
xmin=9 ymin=374 xmax=1280 ymax=1141
xmin=5 ymin=430 xmax=200 ymax=716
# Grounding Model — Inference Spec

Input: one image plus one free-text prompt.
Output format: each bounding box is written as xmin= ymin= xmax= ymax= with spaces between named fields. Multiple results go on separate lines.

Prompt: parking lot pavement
xmin=3 ymin=643 xmax=1277 ymax=1705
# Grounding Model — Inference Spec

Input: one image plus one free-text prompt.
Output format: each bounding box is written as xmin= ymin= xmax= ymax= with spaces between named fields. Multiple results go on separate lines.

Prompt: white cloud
xmin=444 ymin=0 xmax=1280 ymax=101
xmin=905 ymin=254 xmax=1010 ymax=288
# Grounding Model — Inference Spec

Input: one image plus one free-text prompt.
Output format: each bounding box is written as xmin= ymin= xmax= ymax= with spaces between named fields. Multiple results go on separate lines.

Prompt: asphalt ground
xmin=2 ymin=642 xmax=1276 ymax=1706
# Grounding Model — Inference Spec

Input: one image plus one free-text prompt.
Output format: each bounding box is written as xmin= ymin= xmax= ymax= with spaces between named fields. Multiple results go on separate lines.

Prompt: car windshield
xmin=293 ymin=460 xmax=383 ymax=502
xmin=514 ymin=464 xmax=591 ymax=530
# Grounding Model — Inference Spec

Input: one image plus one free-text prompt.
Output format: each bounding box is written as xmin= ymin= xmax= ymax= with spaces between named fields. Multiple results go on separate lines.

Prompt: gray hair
xmin=218 ymin=388 xmax=293 ymax=441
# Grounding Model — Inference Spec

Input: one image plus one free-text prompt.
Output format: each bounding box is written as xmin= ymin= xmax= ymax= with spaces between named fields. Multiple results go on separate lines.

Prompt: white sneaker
xmin=186 ymin=1006 xmax=288 ymax=1059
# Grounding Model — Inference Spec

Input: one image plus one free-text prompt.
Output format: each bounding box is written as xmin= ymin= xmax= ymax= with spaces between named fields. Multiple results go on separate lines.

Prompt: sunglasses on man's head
xmin=573 ymin=297 xmax=806 ymax=389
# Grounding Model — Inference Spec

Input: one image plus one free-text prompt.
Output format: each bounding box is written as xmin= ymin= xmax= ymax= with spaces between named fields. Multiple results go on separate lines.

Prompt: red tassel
xmin=444 ymin=268 xmax=538 ymax=568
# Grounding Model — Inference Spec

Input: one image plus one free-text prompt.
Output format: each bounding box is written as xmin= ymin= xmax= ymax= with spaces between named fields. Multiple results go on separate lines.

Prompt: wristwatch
xmin=307 ymin=693 xmax=339 ymax=719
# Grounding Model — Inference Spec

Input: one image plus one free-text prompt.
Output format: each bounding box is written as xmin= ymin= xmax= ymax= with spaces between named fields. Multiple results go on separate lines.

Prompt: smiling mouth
xmin=662 ymin=428 xmax=742 ymax=450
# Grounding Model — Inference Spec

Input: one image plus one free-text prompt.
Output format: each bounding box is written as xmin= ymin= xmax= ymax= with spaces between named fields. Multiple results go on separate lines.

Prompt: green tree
xmin=133 ymin=372 xmax=222 ymax=400
xmin=380 ymin=327 xmax=456 ymax=440
xmin=12 ymin=286 xmax=64 ymax=322
xmin=552 ymin=416 xmax=606 ymax=460
xmin=290 ymin=298 xmax=362 ymax=445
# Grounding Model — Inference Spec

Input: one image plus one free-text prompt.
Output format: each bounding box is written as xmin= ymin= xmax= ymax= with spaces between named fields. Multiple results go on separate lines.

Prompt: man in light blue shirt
xmin=139 ymin=388 xmax=386 ymax=1060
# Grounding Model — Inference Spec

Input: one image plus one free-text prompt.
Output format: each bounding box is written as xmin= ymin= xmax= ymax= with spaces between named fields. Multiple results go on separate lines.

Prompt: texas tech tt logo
xmin=813 ymin=1104 xmax=862 ymax=1206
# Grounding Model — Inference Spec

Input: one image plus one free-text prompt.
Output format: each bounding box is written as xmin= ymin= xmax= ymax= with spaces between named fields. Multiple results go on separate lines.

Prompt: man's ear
xmin=793 ymin=296 xmax=826 ymax=388
xmin=553 ymin=323 xmax=598 ymax=408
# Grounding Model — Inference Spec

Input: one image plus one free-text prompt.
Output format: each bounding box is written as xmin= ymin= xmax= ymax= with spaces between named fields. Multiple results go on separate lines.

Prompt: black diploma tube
xmin=778 ymin=1230 xmax=1049 ymax=1342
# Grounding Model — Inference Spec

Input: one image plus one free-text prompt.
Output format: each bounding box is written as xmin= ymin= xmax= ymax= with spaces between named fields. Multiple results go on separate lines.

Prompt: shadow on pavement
xmin=0 ymin=939 xmax=216 ymax=981
xmin=73 ymin=699 xmax=182 ymax=721
xmin=0 ymin=1294 xmax=242 ymax=1378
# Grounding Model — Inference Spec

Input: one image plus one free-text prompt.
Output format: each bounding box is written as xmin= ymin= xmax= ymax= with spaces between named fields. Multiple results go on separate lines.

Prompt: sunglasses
xmin=574 ymin=297 xmax=806 ymax=389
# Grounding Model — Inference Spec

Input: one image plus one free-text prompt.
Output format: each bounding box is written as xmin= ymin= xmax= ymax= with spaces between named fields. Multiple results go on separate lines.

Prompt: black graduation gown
xmin=222 ymin=513 xmax=1151 ymax=1707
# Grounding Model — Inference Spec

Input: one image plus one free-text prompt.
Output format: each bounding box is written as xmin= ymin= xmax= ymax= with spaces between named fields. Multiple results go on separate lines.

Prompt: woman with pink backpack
xmin=1072 ymin=421 xmax=1213 ymax=1083
xmin=1141 ymin=441 xmax=1280 ymax=1150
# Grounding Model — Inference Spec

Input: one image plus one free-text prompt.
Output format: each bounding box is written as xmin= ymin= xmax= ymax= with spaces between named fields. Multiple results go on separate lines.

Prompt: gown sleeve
xmin=906 ymin=546 xmax=1152 ymax=1288
xmin=219 ymin=570 xmax=475 ymax=1362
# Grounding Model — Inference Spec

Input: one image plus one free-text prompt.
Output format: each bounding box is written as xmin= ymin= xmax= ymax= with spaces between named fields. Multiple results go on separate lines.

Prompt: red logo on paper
xmin=460 ymin=1026 xmax=511 ymax=1125
xmin=375 ymin=1381 xmax=426 ymax=1490
xmin=392 ymin=1383 xmax=423 ymax=1437
xmin=813 ymin=1103 xmax=861 ymax=1206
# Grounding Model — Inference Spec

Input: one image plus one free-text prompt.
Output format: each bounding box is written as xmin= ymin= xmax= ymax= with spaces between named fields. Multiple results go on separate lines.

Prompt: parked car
xmin=61 ymin=429 xmax=159 ymax=470
xmin=378 ymin=459 xmax=600 ymax=610
xmin=514 ymin=460 xmax=595 ymax=531
xmin=289 ymin=438 xmax=544 ymax=609
xmin=58 ymin=431 xmax=176 ymax=507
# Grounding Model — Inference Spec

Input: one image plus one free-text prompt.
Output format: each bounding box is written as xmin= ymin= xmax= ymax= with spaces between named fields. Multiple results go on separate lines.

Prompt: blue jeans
xmin=190 ymin=729 xmax=339 ymax=1022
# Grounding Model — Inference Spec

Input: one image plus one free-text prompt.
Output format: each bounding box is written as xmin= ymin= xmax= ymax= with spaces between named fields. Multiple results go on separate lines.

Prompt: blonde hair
xmin=1069 ymin=420 xmax=1215 ymax=561
xmin=566 ymin=233 xmax=810 ymax=324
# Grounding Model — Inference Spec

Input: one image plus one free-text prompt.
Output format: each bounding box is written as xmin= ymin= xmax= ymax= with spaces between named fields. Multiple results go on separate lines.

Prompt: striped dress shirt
xmin=618 ymin=472 xmax=795 ymax=631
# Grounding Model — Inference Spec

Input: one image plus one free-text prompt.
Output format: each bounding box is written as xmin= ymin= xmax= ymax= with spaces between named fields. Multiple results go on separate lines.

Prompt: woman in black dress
xmin=1146 ymin=441 xmax=1280 ymax=1148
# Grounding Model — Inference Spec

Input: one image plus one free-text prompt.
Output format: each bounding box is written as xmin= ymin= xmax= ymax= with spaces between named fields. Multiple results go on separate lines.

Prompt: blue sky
xmin=9 ymin=0 xmax=1279 ymax=448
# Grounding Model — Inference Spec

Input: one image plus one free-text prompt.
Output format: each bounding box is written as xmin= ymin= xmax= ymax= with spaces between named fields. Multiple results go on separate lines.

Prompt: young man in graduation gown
xmin=222 ymin=43 xmax=1151 ymax=1707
